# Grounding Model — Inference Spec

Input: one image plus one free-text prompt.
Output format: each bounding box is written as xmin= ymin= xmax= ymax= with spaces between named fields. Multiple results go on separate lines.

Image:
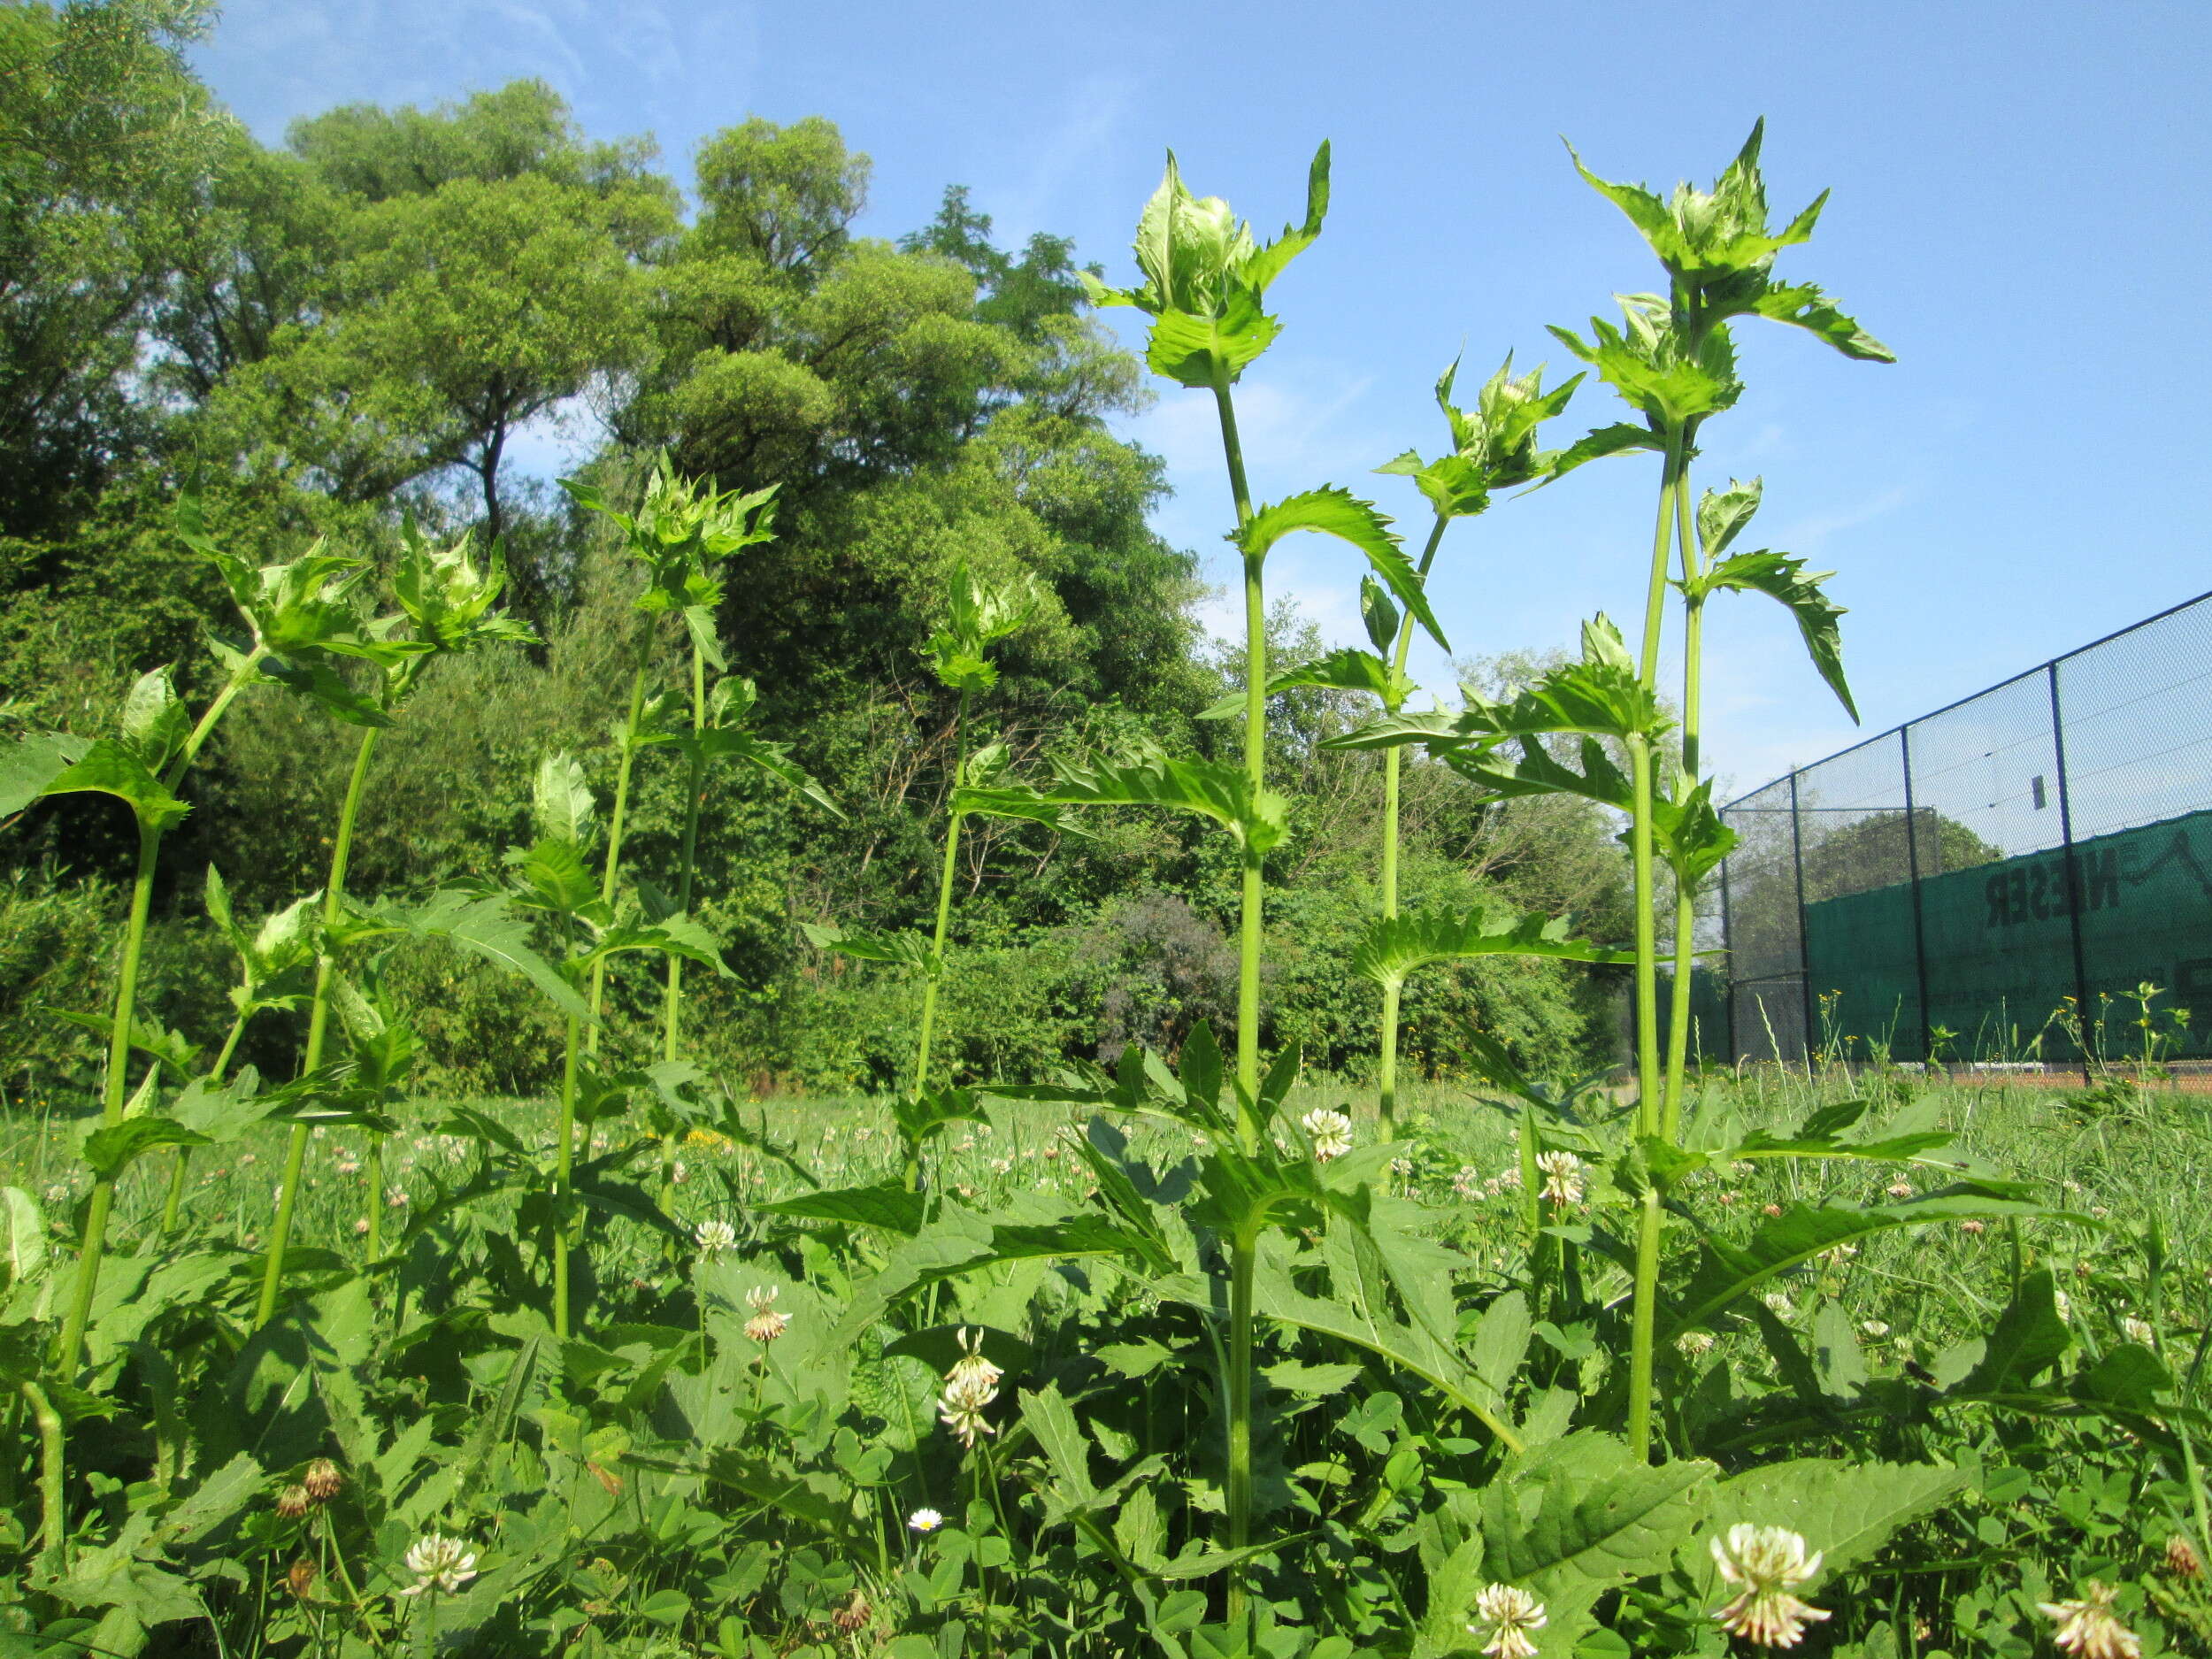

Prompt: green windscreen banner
xmin=1801 ymin=806 xmax=2212 ymax=1062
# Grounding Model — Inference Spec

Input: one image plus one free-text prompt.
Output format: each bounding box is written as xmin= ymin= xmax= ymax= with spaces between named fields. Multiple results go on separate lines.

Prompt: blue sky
xmin=192 ymin=0 xmax=2212 ymax=795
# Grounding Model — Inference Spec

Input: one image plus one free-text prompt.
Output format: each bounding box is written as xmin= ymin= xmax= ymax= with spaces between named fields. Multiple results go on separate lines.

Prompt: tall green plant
xmin=1548 ymin=120 xmax=1884 ymax=1455
xmin=0 ymin=510 xmax=402 ymax=1379
xmin=1075 ymin=141 xmax=1449 ymax=1635
xmin=805 ymin=562 xmax=1055 ymax=1188
xmin=565 ymin=461 xmax=839 ymax=1199
xmin=254 ymin=527 xmax=535 ymax=1329
xmin=157 ymin=871 xmax=316 ymax=1231
xmin=1247 ymin=356 xmax=1585 ymax=1136
xmin=504 ymin=752 xmax=730 ymax=1340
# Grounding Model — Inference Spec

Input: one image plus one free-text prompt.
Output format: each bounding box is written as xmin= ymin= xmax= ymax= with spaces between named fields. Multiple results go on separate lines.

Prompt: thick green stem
xmin=909 ymin=686 xmax=974 ymax=1189
xmin=257 ymin=724 xmax=380 ymax=1330
xmin=1210 ymin=372 xmax=1263 ymax=1116
xmin=588 ymin=665 xmax=649 ymax=1056
xmin=1377 ymin=513 xmax=1452 ymax=1140
xmin=365 ymin=1134 xmax=385 ymax=1258
xmin=1210 ymin=361 xmax=1263 ymax=1640
xmin=1623 ymin=426 xmax=1686 ymax=1459
xmin=54 ymin=815 xmax=159 ymax=1379
xmin=662 ymin=647 xmax=709 ymax=1068
xmin=1661 ymin=432 xmax=1705 ymax=1141
xmin=1662 ymin=600 xmax=1706 ymax=1145
xmin=553 ymin=1008 xmax=581 ymax=1340
xmin=21 ymin=1379 xmax=63 ymax=1561
xmin=1629 ymin=435 xmax=1685 ymax=1133
xmin=1225 ymin=1228 xmax=1256 ymax=1632
xmin=1625 ymin=1185 xmax=1665 ymax=1462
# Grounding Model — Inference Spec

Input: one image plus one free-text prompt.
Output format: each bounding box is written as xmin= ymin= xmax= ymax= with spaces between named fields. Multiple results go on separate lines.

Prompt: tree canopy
xmin=0 ymin=6 xmax=1627 ymax=1093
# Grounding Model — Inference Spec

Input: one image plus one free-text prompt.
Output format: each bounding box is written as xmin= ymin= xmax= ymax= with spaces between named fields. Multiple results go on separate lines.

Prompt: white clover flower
xmin=742 ymin=1283 xmax=789 ymax=1342
xmin=695 ymin=1219 xmax=738 ymax=1256
xmin=1885 ymin=1180 xmax=1913 ymax=1200
xmin=1452 ymin=1165 xmax=1483 ymax=1200
xmin=2054 ymin=1287 xmax=2073 ymax=1323
xmin=2122 ymin=1316 xmax=2156 ymax=1346
xmin=907 ymin=1508 xmax=943 ymax=1532
xmin=1677 ymin=1331 xmax=1717 ymax=1357
xmin=1710 ymin=1524 xmax=1831 ymax=1647
xmin=937 ymin=1328 xmax=1002 ymax=1448
xmin=945 ymin=1326 xmax=1002 ymax=1391
xmin=1762 ymin=1291 xmax=1793 ymax=1317
xmin=2039 ymin=1581 xmax=2141 ymax=1659
xmin=1467 ymin=1583 xmax=1547 ymax=1659
xmin=1860 ymin=1320 xmax=1890 ymax=1340
xmin=385 ymin=1185 xmax=407 ymax=1209
xmin=1535 ymin=1150 xmax=1585 ymax=1207
xmin=1390 ymin=1156 xmax=1415 ymax=1177
xmin=397 ymin=1532 xmax=478 ymax=1596
xmin=1301 ymin=1107 xmax=1353 ymax=1163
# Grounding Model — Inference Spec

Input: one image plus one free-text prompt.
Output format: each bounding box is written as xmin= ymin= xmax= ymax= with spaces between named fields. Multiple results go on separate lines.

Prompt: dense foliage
xmin=0 ymin=2 xmax=1624 ymax=1101
xmin=3 ymin=10 xmax=2199 ymax=1659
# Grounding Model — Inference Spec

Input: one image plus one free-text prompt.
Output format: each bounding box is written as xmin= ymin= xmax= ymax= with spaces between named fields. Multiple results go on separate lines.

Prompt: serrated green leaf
xmin=41 ymin=739 xmax=190 ymax=831
xmin=1356 ymin=902 xmax=1632 ymax=991
xmin=1008 ymin=754 xmax=1290 ymax=854
xmin=1479 ymin=1432 xmax=1715 ymax=1618
xmin=401 ymin=890 xmax=588 ymax=1018
xmin=1234 ymin=488 xmax=1448 ymax=653
xmin=81 ymin=1118 xmax=211 ymax=1181
xmin=1701 ymin=1458 xmax=1966 ymax=1580
xmin=758 ymin=1181 xmax=929 ymax=1235
xmin=1693 ymin=549 xmax=1855 ymax=720
xmin=1669 ymin=1196 xmax=2055 ymax=1336
xmin=531 ymin=752 xmax=595 ymax=849
xmin=0 ymin=731 xmax=91 ymax=816
xmin=801 ymin=921 xmax=939 ymax=976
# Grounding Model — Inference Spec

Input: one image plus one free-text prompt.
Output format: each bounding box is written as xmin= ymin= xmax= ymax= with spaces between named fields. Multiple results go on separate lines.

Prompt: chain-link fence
xmin=1699 ymin=588 xmax=2212 ymax=1069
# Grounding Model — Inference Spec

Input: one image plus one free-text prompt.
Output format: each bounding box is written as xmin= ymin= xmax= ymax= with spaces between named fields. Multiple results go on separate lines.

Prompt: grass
xmin=11 ymin=1064 xmax=2208 ymax=1351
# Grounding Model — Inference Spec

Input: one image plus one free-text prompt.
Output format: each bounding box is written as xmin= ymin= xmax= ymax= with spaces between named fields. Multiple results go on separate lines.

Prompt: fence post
xmin=1789 ymin=769 xmax=1814 ymax=1068
xmin=1718 ymin=836 xmax=1737 ymax=1064
xmin=2047 ymin=663 xmax=2096 ymax=1082
xmin=1899 ymin=725 xmax=1935 ymax=1067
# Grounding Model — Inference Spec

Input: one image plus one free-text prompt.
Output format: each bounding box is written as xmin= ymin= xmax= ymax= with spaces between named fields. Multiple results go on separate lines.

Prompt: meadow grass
xmin=9 ymin=1064 xmax=2205 ymax=1356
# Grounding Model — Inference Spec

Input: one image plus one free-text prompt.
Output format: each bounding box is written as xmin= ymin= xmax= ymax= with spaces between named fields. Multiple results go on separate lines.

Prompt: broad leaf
xmin=0 ymin=732 xmax=90 ymax=816
xmin=400 ymin=890 xmax=589 ymax=1018
xmin=532 ymin=752 xmax=596 ymax=849
xmin=1356 ymin=902 xmax=1632 ymax=990
xmin=1668 ymin=1193 xmax=2055 ymax=1336
xmin=1693 ymin=549 xmax=1855 ymax=719
xmin=800 ymin=922 xmax=939 ymax=977
xmin=1234 ymin=488 xmax=1448 ymax=652
xmin=81 ymin=1118 xmax=211 ymax=1181
xmin=1008 ymin=755 xmax=1289 ymax=853
xmin=41 ymin=739 xmax=190 ymax=831
xmin=1700 ymin=1458 xmax=1965 ymax=1584
xmin=758 ymin=1181 xmax=928 ymax=1235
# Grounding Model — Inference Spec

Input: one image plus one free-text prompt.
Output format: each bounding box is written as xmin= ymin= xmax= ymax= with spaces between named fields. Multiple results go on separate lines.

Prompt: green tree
xmin=0 ymin=0 xmax=219 ymax=540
